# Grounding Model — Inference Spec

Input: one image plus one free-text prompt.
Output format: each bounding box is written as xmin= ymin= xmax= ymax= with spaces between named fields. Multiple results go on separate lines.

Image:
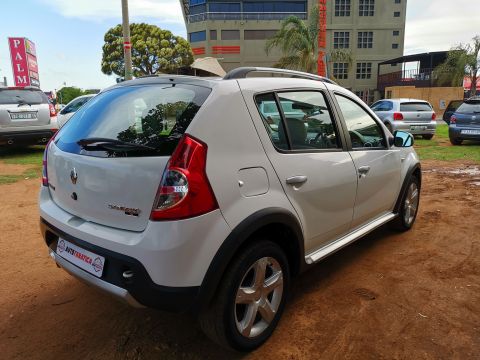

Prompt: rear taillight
xmin=49 ymin=103 xmax=56 ymax=117
xmin=450 ymin=115 xmax=457 ymax=124
xmin=393 ymin=112 xmax=404 ymax=121
xmin=150 ymin=135 xmax=218 ymax=221
xmin=42 ymin=134 xmax=57 ymax=186
xmin=432 ymin=112 xmax=437 ymax=120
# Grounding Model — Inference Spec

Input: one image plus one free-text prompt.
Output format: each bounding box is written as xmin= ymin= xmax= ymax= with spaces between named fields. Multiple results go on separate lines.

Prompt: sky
xmin=0 ymin=0 xmax=479 ymax=92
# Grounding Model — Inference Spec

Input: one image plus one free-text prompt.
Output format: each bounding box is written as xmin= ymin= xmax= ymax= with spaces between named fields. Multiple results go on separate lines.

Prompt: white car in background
xmin=57 ymin=94 xmax=95 ymax=128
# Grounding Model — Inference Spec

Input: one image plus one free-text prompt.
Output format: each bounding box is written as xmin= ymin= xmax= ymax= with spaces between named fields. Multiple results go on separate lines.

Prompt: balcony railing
xmin=188 ymin=12 xmax=307 ymax=23
xmin=378 ymin=68 xmax=460 ymax=91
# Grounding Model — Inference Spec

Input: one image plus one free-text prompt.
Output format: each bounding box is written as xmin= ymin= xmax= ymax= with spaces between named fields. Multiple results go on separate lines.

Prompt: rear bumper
xmin=41 ymin=218 xmax=199 ymax=312
xmin=449 ymin=125 xmax=480 ymax=141
xmin=0 ymin=129 xmax=56 ymax=145
xmin=389 ymin=121 xmax=436 ymax=135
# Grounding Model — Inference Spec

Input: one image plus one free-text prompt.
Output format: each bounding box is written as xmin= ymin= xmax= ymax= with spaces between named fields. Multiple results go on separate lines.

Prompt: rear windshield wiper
xmin=77 ymin=137 xmax=156 ymax=151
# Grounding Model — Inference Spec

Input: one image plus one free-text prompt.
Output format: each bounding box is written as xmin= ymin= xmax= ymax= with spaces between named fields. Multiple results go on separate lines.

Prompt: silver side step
xmin=305 ymin=213 xmax=397 ymax=264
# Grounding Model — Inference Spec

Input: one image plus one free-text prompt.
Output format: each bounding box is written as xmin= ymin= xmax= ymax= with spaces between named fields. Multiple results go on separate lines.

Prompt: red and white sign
xmin=8 ymin=37 xmax=40 ymax=88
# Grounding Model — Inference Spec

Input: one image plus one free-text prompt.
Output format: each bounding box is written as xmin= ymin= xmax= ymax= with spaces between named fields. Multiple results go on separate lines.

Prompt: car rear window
xmin=400 ymin=102 xmax=432 ymax=112
xmin=55 ymin=84 xmax=211 ymax=157
xmin=456 ymin=101 xmax=480 ymax=114
xmin=0 ymin=89 xmax=48 ymax=105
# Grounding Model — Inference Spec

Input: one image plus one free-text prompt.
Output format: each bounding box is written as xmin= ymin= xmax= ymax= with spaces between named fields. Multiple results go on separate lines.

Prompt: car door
xmin=248 ymin=89 xmax=358 ymax=253
xmin=334 ymin=93 xmax=402 ymax=228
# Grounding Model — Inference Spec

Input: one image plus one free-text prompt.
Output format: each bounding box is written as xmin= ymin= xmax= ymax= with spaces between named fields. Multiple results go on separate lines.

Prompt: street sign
xmin=8 ymin=37 xmax=40 ymax=88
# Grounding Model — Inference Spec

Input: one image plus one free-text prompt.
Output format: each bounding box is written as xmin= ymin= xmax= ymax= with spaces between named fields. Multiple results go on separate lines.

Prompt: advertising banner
xmin=8 ymin=37 xmax=40 ymax=88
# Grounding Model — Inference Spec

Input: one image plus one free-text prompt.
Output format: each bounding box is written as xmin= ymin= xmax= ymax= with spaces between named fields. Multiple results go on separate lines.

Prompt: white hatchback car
xmin=56 ymin=94 xmax=96 ymax=128
xmin=39 ymin=68 xmax=421 ymax=351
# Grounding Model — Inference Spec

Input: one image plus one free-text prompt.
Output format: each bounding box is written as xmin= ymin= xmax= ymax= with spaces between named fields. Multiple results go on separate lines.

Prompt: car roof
xmin=388 ymin=98 xmax=430 ymax=103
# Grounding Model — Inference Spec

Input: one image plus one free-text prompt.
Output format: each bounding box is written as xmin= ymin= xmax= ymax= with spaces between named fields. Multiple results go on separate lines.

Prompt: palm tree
xmin=434 ymin=36 xmax=480 ymax=97
xmin=265 ymin=7 xmax=320 ymax=73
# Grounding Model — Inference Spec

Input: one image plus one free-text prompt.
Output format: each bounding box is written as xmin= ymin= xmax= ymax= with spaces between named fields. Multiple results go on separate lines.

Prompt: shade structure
xmin=191 ymin=57 xmax=226 ymax=77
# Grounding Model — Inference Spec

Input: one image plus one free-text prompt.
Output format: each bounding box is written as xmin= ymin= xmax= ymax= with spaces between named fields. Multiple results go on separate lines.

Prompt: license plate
xmin=410 ymin=125 xmax=427 ymax=131
xmin=10 ymin=112 xmax=37 ymax=120
xmin=461 ymin=129 xmax=480 ymax=135
xmin=56 ymin=239 xmax=105 ymax=277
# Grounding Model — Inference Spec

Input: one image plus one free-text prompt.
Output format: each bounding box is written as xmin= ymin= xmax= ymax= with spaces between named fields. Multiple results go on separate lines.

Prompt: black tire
xmin=198 ymin=240 xmax=290 ymax=352
xmin=450 ymin=137 xmax=462 ymax=145
xmin=422 ymin=134 xmax=434 ymax=140
xmin=390 ymin=175 xmax=420 ymax=232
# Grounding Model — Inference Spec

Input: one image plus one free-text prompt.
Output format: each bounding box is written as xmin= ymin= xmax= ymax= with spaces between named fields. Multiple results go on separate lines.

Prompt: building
xmin=180 ymin=0 xmax=407 ymax=103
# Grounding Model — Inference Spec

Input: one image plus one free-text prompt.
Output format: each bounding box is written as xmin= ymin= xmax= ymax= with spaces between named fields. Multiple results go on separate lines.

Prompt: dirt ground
xmin=0 ymin=160 xmax=479 ymax=360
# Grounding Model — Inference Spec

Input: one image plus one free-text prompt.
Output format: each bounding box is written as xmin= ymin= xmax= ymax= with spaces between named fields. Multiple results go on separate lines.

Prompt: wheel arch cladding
xmin=193 ymin=208 xmax=305 ymax=313
xmin=394 ymin=163 xmax=421 ymax=214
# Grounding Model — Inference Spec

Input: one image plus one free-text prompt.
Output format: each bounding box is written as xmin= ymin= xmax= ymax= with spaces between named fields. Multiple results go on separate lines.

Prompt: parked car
xmin=0 ymin=86 xmax=57 ymax=146
xmin=371 ymin=98 xmax=437 ymax=139
xmin=56 ymin=94 xmax=95 ymax=128
xmin=448 ymin=96 xmax=480 ymax=145
xmin=442 ymin=99 xmax=463 ymax=125
xmin=39 ymin=68 xmax=421 ymax=351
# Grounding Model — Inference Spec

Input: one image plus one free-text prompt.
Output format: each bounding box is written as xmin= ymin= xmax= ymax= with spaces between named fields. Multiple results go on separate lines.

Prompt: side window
xmin=384 ymin=101 xmax=393 ymax=111
xmin=277 ymin=92 xmax=341 ymax=150
xmin=255 ymin=93 xmax=289 ymax=150
xmin=335 ymin=94 xmax=386 ymax=149
xmin=370 ymin=101 xmax=383 ymax=111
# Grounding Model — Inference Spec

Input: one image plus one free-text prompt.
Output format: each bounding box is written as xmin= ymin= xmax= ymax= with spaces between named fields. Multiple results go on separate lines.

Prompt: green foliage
xmin=57 ymin=87 xmax=85 ymax=105
xmin=265 ymin=7 xmax=320 ymax=73
xmin=101 ymin=23 xmax=193 ymax=77
xmin=414 ymin=125 xmax=480 ymax=162
xmin=328 ymin=49 xmax=354 ymax=80
xmin=1 ymin=146 xmax=44 ymax=165
xmin=434 ymin=36 xmax=480 ymax=96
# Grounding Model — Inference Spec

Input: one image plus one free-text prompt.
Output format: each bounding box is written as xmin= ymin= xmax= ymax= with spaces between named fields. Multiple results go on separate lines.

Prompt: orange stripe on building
xmin=212 ymin=46 xmax=241 ymax=54
xmin=192 ymin=47 xmax=205 ymax=55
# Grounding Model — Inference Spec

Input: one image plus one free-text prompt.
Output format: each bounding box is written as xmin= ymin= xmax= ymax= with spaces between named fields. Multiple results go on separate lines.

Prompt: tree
xmin=101 ymin=23 xmax=193 ymax=78
xmin=434 ymin=36 xmax=480 ymax=97
xmin=265 ymin=7 xmax=320 ymax=73
xmin=56 ymin=87 xmax=84 ymax=105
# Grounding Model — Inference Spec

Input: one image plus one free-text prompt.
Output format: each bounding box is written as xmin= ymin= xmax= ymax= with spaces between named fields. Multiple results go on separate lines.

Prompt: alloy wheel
xmin=234 ymin=257 xmax=283 ymax=338
xmin=404 ymin=182 xmax=419 ymax=225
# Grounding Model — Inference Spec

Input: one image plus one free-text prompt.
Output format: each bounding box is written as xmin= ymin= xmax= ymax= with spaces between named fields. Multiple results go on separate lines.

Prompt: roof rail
xmin=223 ymin=67 xmax=337 ymax=84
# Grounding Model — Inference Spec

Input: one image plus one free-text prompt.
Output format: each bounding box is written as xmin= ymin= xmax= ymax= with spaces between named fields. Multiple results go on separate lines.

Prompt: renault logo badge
xmin=70 ymin=168 xmax=78 ymax=184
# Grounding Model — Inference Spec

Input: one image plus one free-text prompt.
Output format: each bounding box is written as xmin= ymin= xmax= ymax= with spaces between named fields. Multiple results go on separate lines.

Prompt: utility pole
xmin=121 ymin=0 xmax=133 ymax=80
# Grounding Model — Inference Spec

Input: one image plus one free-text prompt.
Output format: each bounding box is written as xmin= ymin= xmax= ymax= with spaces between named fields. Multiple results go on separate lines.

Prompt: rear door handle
xmin=286 ymin=175 xmax=308 ymax=185
xmin=358 ymin=166 xmax=371 ymax=178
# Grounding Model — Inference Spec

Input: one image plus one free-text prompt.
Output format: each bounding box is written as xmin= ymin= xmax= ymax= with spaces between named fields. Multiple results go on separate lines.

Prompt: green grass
xmin=414 ymin=124 xmax=480 ymax=162
xmin=0 ymin=145 xmax=44 ymax=165
xmin=0 ymin=166 xmax=42 ymax=185
xmin=0 ymin=146 xmax=44 ymax=184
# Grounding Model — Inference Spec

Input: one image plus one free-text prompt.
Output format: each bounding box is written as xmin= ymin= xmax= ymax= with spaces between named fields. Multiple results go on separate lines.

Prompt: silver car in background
xmin=0 ymin=87 xmax=58 ymax=146
xmin=57 ymin=94 xmax=95 ymax=128
xmin=371 ymin=98 xmax=437 ymax=140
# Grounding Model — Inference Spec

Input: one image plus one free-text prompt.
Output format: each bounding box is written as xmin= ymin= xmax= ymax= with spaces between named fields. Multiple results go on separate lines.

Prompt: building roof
xmin=378 ymin=51 xmax=450 ymax=65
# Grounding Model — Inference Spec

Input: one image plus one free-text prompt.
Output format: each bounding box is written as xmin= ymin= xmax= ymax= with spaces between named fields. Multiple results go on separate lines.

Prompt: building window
xmin=356 ymin=62 xmax=372 ymax=79
xmin=386 ymin=90 xmax=392 ymax=99
xmin=210 ymin=30 xmax=217 ymax=40
xmin=394 ymin=0 xmax=401 ymax=3
xmin=354 ymin=90 xmax=375 ymax=105
xmin=189 ymin=30 xmax=206 ymax=43
xmin=393 ymin=30 xmax=400 ymax=36
xmin=335 ymin=0 xmax=351 ymax=16
xmin=359 ymin=0 xmax=374 ymax=16
xmin=189 ymin=0 xmax=205 ymax=5
xmin=394 ymin=11 xmax=401 ymax=17
xmin=358 ymin=31 xmax=373 ymax=49
xmin=221 ymin=30 xmax=240 ymax=40
xmin=333 ymin=63 xmax=349 ymax=79
xmin=244 ymin=30 xmax=277 ymax=40
xmin=333 ymin=32 xmax=350 ymax=49
xmin=243 ymin=2 xmax=306 ymax=13
xmin=392 ymin=43 xmax=399 ymax=49
xmin=209 ymin=2 xmax=241 ymax=12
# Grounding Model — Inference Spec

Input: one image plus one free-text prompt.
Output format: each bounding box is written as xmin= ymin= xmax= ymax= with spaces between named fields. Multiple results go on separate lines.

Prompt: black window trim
xmin=331 ymin=91 xmax=391 ymax=151
xmin=253 ymin=88 xmax=349 ymax=154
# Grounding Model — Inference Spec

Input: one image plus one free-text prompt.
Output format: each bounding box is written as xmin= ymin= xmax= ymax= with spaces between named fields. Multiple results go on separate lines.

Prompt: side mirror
xmin=393 ymin=130 xmax=414 ymax=147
